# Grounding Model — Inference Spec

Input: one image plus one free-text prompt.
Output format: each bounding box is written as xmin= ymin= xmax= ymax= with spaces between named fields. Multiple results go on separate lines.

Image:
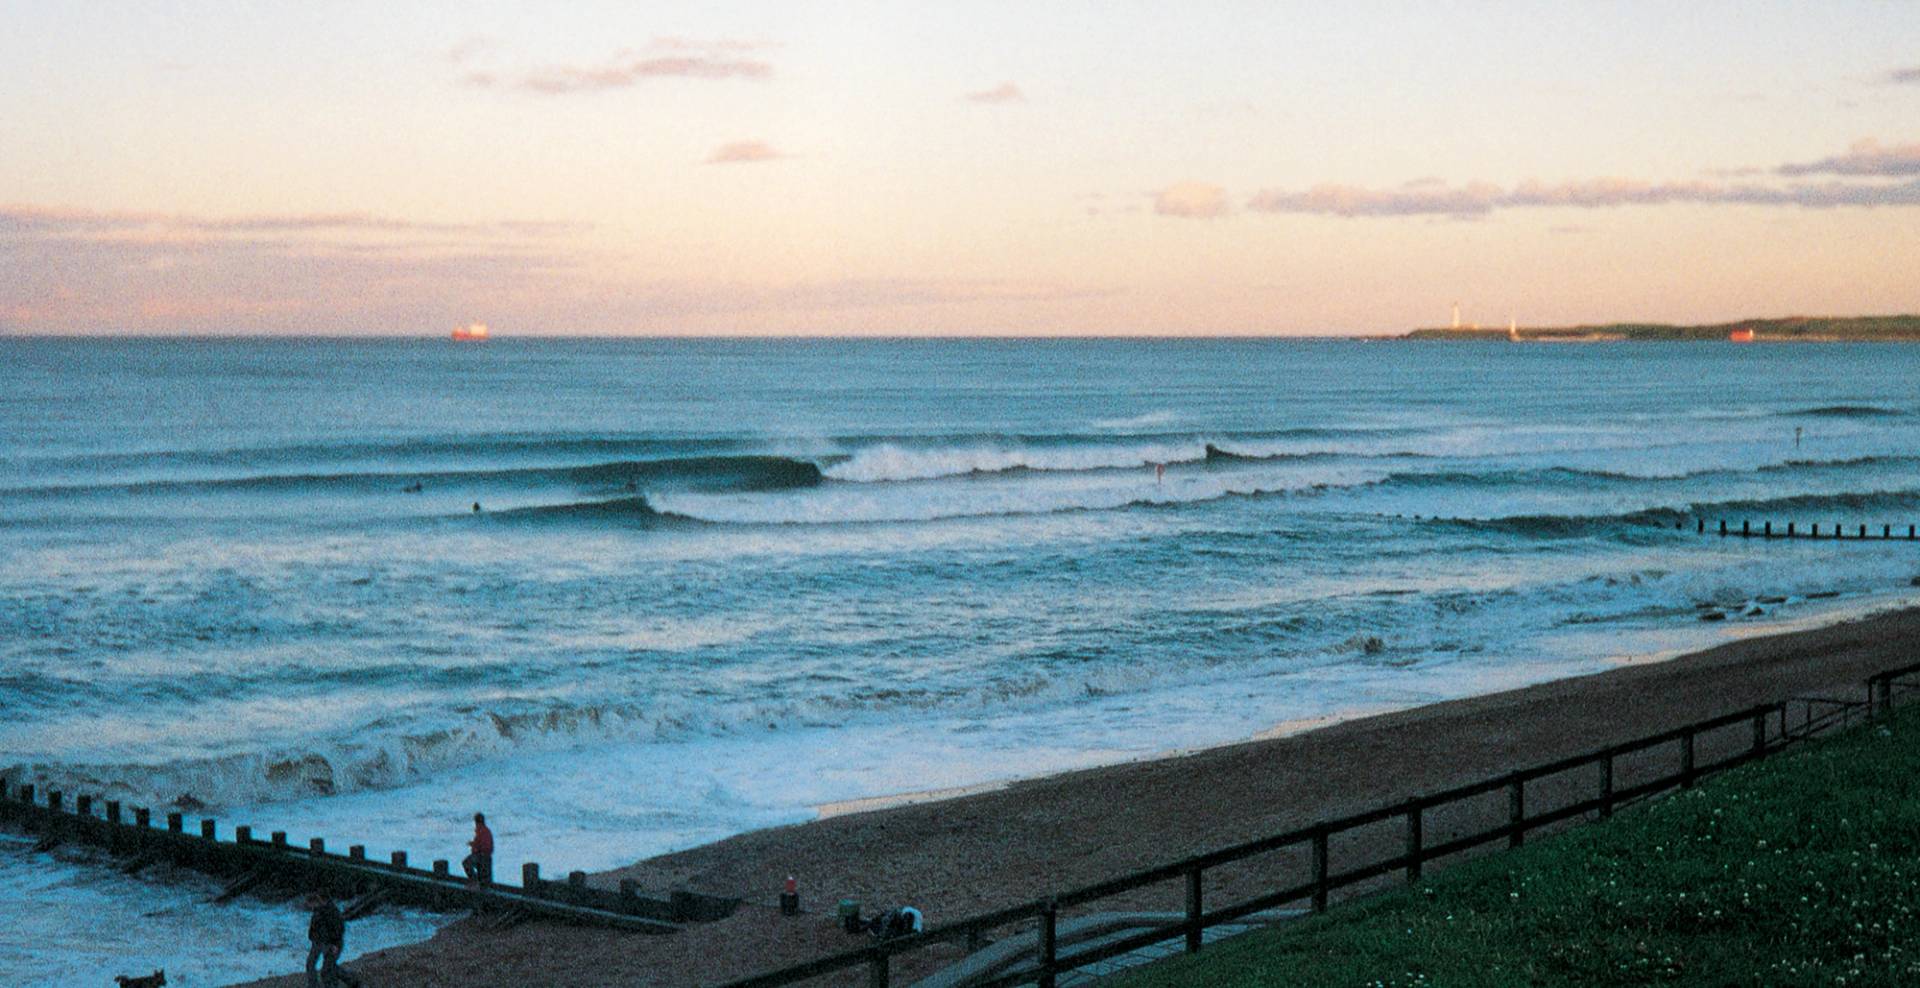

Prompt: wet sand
xmin=234 ymin=606 xmax=1920 ymax=988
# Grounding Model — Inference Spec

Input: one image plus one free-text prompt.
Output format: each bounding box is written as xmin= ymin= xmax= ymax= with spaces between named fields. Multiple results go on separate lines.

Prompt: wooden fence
xmin=720 ymin=664 xmax=1920 ymax=988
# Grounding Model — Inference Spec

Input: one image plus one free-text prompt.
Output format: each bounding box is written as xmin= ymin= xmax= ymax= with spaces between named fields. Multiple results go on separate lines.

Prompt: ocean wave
xmin=4 ymin=455 xmax=826 ymax=501
xmin=1780 ymin=404 xmax=1908 ymax=418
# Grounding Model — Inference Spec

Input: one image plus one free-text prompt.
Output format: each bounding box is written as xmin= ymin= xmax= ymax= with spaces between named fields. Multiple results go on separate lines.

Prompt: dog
xmin=114 ymin=971 xmax=165 ymax=988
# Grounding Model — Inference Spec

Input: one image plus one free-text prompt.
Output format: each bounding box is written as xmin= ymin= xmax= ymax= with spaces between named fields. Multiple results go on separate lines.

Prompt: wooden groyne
xmin=1681 ymin=518 xmax=1920 ymax=541
xmin=0 ymin=780 xmax=737 ymax=931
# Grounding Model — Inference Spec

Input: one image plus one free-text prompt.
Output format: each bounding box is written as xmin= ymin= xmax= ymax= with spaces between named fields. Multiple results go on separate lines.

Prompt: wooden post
xmin=1696 ymin=518 xmax=1703 ymax=533
xmin=1753 ymin=711 xmax=1767 ymax=754
xmin=870 ymin=950 xmax=890 ymax=988
xmin=1406 ymin=805 xmax=1424 ymax=883
xmin=167 ymin=812 xmax=183 ymax=833
xmin=433 ymin=859 xmax=450 ymax=878
xmin=1742 ymin=520 xmax=1750 ymax=537
xmin=1311 ymin=830 xmax=1330 ymax=912
xmin=1185 ymin=867 xmax=1203 ymax=953
xmin=271 ymin=831 xmax=287 ymax=847
xmin=106 ymin=801 xmax=121 ymax=824
xmin=1884 ymin=525 xmax=1891 ymax=539
xmin=1681 ymin=732 xmax=1696 ymax=788
xmin=1719 ymin=520 xmax=1727 ymax=536
xmin=49 ymin=791 xmax=63 ymax=811
xmin=1908 ymin=525 xmax=1915 ymax=540
xmin=200 ymin=819 xmax=216 ymax=840
xmin=310 ymin=838 xmax=326 ymax=855
xmin=349 ymin=845 xmax=366 ymax=860
xmin=76 ymin=795 xmax=92 ymax=817
xmin=134 ymin=807 xmax=150 ymax=828
xmin=1038 ymin=898 xmax=1059 ymax=988
xmin=19 ymin=785 xmax=33 ymax=805
xmin=235 ymin=825 xmax=251 ymax=843
xmin=391 ymin=850 xmax=408 ymax=869
xmin=523 ymin=862 xmax=541 ymax=890
xmin=1508 ymin=776 xmax=1525 ymax=848
xmin=1767 ymin=521 xmax=1774 ymax=537
xmin=1599 ymin=753 xmax=1614 ymax=819
xmin=1812 ymin=523 xmax=1819 ymax=537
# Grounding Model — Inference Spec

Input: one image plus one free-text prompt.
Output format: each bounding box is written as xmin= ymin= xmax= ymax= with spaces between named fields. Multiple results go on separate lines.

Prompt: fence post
xmin=1185 ymin=867 xmax=1204 ymax=953
xmin=1038 ymin=898 xmax=1058 ymax=988
xmin=1680 ymin=731 xmax=1696 ymax=788
xmin=1406 ymin=803 xmax=1423 ymax=883
xmin=1599 ymin=752 xmax=1614 ymax=819
xmin=1719 ymin=520 xmax=1727 ymax=536
xmin=869 ymin=948 xmax=890 ymax=988
xmin=1508 ymin=775 xmax=1525 ymax=848
xmin=1311 ymin=829 xmax=1330 ymax=912
xmin=1752 ymin=710 xmax=1767 ymax=754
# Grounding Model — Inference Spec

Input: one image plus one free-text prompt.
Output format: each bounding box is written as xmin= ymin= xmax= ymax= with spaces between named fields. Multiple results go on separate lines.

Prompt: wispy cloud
xmin=463 ymin=40 xmax=773 ymax=94
xmin=1777 ymin=138 xmax=1920 ymax=177
xmin=965 ymin=82 xmax=1026 ymax=104
xmin=0 ymin=205 xmax=583 ymax=239
xmin=705 ymin=141 xmax=789 ymax=165
xmin=1153 ymin=182 xmax=1231 ymax=218
xmin=1887 ymin=66 xmax=1920 ymax=84
xmin=1177 ymin=140 xmax=1920 ymax=220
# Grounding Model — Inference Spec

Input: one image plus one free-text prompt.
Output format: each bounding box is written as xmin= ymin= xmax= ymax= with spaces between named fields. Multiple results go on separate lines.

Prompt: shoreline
xmin=236 ymin=602 xmax=1920 ymax=987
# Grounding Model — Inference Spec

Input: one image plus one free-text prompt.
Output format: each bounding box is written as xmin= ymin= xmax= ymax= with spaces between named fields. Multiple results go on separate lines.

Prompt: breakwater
xmin=0 ymin=780 xmax=736 ymax=931
xmin=1685 ymin=518 xmax=1920 ymax=540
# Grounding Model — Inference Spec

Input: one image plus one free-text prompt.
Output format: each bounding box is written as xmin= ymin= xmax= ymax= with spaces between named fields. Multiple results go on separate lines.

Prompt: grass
xmin=1111 ymin=705 xmax=1920 ymax=987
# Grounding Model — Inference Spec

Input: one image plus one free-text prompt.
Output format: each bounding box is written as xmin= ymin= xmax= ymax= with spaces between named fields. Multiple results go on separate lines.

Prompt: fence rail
xmin=722 ymin=666 xmax=1920 ymax=988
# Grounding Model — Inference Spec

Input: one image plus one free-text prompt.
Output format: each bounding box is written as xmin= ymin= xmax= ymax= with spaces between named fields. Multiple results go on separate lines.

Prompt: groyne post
xmin=235 ymin=826 xmax=251 ymax=843
xmin=1753 ymin=711 xmax=1768 ymax=754
xmin=167 ymin=812 xmax=183 ymax=833
xmin=1885 ymin=525 xmax=1892 ymax=539
xmin=106 ymin=801 xmax=121 ymax=824
xmin=310 ymin=838 xmax=326 ymax=855
xmin=201 ymin=819 xmax=216 ymax=840
xmin=76 ymin=795 xmax=92 ymax=817
xmin=433 ymin=860 xmax=450 ymax=878
xmin=49 ymin=791 xmax=62 ymax=812
xmin=1681 ymin=732 xmax=1697 ymax=788
xmin=391 ymin=851 xmax=408 ymax=870
xmin=1743 ymin=520 xmax=1750 ymax=537
xmin=523 ymin=862 xmax=541 ymax=891
xmin=134 ymin=807 xmax=150 ymax=829
xmin=1812 ymin=523 xmax=1819 ymax=538
xmin=271 ymin=831 xmax=287 ymax=848
xmin=349 ymin=845 xmax=365 ymax=860
xmin=1719 ymin=520 xmax=1727 ymax=536
xmin=1767 ymin=522 xmax=1774 ymax=537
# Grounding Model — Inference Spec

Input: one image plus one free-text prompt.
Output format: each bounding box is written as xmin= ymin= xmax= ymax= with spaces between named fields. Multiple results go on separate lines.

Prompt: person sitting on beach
xmin=867 ymin=906 xmax=923 ymax=939
xmin=305 ymin=892 xmax=364 ymax=988
xmin=462 ymin=812 xmax=494 ymax=885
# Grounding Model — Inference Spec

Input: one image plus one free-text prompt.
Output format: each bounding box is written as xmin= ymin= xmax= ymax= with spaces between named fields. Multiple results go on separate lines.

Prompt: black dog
xmin=114 ymin=971 xmax=166 ymax=988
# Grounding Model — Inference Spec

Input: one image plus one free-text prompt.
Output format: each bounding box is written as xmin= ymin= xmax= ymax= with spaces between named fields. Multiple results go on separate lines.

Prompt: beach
xmin=233 ymin=605 xmax=1920 ymax=987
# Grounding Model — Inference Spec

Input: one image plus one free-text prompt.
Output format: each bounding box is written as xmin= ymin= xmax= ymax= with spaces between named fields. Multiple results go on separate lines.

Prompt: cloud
xmin=965 ymin=82 xmax=1026 ymax=104
xmin=1153 ymin=182 xmax=1231 ymax=218
xmin=1777 ymin=138 xmax=1920 ymax=177
xmin=1238 ymin=175 xmax=1920 ymax=217
xmin=0 ymin=205 xmax=584 ymax=239
xmin=463 ymin=41 xmax=772 ymax=94
xmin=1888 ymin=66 xmax=1920 ymax=84
xmin=705 ymin=141 xmax=788 ymax=165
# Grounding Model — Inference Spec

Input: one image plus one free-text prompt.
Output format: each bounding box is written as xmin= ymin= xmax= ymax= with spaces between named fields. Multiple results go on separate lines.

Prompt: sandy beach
xmin=229 ymin=605 xmax=1920 ymax=988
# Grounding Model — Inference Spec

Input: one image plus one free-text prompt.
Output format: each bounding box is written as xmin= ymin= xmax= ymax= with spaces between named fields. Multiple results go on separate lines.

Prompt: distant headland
xmin=1402 ymin=315 xmax=1920 ymax=342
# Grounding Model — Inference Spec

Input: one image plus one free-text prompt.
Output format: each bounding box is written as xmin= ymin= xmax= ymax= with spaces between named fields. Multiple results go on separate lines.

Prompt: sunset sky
xmin=4 ymin=1 xmax=1918 ymax=336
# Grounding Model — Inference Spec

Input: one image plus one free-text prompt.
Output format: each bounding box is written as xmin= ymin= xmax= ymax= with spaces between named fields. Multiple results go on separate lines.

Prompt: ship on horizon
xmin=451 ymin=322 xmax=490 ymax=341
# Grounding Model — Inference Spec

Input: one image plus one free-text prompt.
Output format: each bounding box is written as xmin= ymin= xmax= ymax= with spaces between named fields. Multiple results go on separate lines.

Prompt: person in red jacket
xmin=462 ymin=812 xmax=493 ymax=885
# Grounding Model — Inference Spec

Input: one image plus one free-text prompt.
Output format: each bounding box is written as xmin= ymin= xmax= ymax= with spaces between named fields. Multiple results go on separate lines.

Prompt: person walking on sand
xmin=305 ymin=892 xmax=364 ymax=988
xmin=462 ymin=812 xmax=494 ymax=885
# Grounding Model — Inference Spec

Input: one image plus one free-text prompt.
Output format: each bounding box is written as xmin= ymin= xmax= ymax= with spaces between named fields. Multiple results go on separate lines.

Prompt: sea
xmin=4 ymin=336 xmax=1920 ymax=985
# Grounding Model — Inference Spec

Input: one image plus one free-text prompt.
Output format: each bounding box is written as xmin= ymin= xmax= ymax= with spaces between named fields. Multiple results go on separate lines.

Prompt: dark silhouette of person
xmin=305 ymin=892 xmax=363 ymax=987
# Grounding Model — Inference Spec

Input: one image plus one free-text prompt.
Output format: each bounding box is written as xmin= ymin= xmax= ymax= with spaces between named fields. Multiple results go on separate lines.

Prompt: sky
xmin=2 ymin=1 xmax=1918 ymax=336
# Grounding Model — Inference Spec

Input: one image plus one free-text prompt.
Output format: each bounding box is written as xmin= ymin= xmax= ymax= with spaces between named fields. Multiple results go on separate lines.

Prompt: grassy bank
xmin=1115 ymin=705 xmax=1920 ymax=987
